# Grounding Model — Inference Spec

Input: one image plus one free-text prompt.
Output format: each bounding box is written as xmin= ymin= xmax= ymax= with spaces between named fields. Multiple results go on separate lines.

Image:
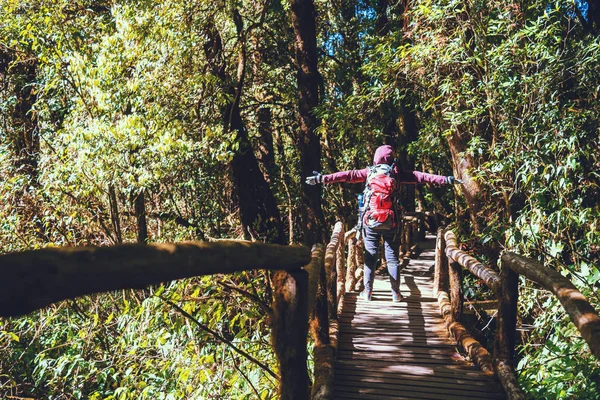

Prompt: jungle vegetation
xmin=1 ymin=0 xmax=599 ymax=398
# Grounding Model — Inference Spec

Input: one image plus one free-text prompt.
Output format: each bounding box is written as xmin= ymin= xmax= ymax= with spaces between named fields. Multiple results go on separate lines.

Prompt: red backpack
xmin=362 ymin=163 xmax=398 ymax=231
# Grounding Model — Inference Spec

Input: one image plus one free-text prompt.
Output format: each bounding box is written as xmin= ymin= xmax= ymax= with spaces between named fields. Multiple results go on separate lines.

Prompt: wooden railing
xmin=0 ymin=223 xmax=356 ymax=399
xmin=435 ymin=228 xmax=600 ymax=400
xmin=0 ymin=215 xmax=428 ymax=399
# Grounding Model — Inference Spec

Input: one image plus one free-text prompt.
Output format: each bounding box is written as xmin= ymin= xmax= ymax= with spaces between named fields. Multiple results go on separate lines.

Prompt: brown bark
xmin=397 ymin=106 xmax=419 ymax=211
xmin=445 ymin=130 xmax=486 ymax=233
xmin=256 ymin=106 xmax=276 ymax=184
xmin=0 ymin=240 xmax=311 ymax=317
xmin=108 ymin=185 xmax=123 ymax=244
xmin=444 ymin=230 xmax=501 ymax=292
xmin=203 ymin=22 xmax=284 ymax=244
xmin=305 ymin=244 xmax=325 ymax=316
xmin=133 ymin=189 xmax=148 ymax=244
xmin=495 ymin=360 xmax=526 ymax=400
xmin=290 ymin=0 xmax=326 ymax=245
xmin=494 ymin=265 xmax=519 ymax=362
xmin=313 ymin=224 xmax=344 ymax=399
xmin=335 ymin=224 xmax=346 ymax=316
xmin=271 ymin=269 xmax=310 ymax=399
xmin=437 ymin=290 xmax=494 ymax=374
xmin=494 ymin=265 xmax=524 ymax=399
xmin=313 ymin=261 xmax=330 ymax=346
xmin=251 ymin=34 xmax=278 ymax=185
xmin=449 ymin=260 xmax=463 ymax=322
xmin=502 ymin=252 xmax=600 ymax=360
xmin=324 ymin=222 xmax=343 ymax=319
xmin=434 ymin=228 xmax=449 ymax=297
xmin=312 ymin=343 xmax=335 ymax=399
xmin=344 ymin=228 xmax=360 ymax=293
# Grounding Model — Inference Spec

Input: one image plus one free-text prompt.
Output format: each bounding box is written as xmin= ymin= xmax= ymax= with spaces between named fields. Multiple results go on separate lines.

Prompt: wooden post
xmin=345 ymin=231 xmax=357 ymax=293
xmin=418 ymin=212 xmax=426 ymax=241
xmin=272 ymin=269 xmax=310 ymax=399
xmin=494 ymin=263 xmax=519 ymax=362
xmin=324 ymin=223 xmax=342 ymax=320
xmin=437 ymin=289 xmax=494 ymax=374
xmin=494 ymin=260 xmax=525 ymax=399
xmin=312 ymin=263 xmax=330 ymax=346
xmin=336 ymin=227 xmax=346 ymax=316
xmin=305 ymin=245 xmax=325 ymax=321
xmin=402 ymin=221 xmax=410 ymax=254
xmin=449 ymin=260 xmax=463 ymax=322
xmin=354 ymin=237 xmax=365 ymax=292
xmin=434 ymin=229 xmax=448 ymax=297
xmin=444 ymin=230 xmax=501 ymax=293
xmin=326 ymin=258 xmax=338 ymax=323
xmin=412 ymin=220 xmax=419 ymax=243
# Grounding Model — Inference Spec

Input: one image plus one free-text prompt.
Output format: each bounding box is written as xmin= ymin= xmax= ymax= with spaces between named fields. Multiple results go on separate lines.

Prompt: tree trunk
xmin=203 ymin=22 xmax=284 ymax=244
xmin=1 ymin=48 xmax=39 ymax=182
xmin=588 ymin=0 xmax=600 ymax=33
xmin=133 ymin=189 xmax=148 ymax=244
xmin=256 ymin=106 xmax=277 ymax=185
xmin=290 ymin=0 xmax=326 ymax=245
xmin=252 ymin=35 xmax=278 ymax=186
xmin=398 ymin=105 xmax=419 ymax=211
xmin=374 ymin=0 xmax=390 ymax=35
xmin=445 ymin=130 xmax=485 ymax=233
xmin=108 ymin=184 xmax=123 ymax=244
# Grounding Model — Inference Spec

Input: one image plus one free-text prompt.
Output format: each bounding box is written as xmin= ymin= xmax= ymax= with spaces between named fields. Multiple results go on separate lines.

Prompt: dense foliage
xmin=1 ymin=0 xmax=599 ymax=398
xmin=367 ymin=0 xmax=600 ymax=397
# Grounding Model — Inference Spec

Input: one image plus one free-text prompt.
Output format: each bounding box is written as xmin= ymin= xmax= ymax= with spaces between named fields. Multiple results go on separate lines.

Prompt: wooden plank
xmin=338 ymin=345 xmax=467 ymax=362
xmin=338 ymin=323 xmax=449 ymax=332
xmin=335 ymin=363 xmax=497 ymax=381
xmin=334 ymin=386 xmax=503 ymax=400
xmin=337 ymin=343 xmax=459 ymax=356
xmin=338 ymin=339 xmax=454 ymax=348
xmin=334 ymin=377 xmax=507 ymax=399
xmin=333 ymin=236 xmax=506 ymax=400
xmin=335 ymin=368 xmax=503 ymax=387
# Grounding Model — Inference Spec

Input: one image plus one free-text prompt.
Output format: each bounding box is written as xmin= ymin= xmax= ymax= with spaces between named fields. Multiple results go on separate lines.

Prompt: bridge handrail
xmin=436 ymin=228 xmax=600 ymax=400
xmin=0 ymin=215 xmax=425 ymax=399
xmin=0 ymin=240 xmax=310 ymax=318
xmin=501 ymin=252 xmax=600 ymax=359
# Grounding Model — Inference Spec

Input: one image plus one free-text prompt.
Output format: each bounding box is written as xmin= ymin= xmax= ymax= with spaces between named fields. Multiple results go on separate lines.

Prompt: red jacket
xmin=322 ymin=168 xmax=447 ymax=186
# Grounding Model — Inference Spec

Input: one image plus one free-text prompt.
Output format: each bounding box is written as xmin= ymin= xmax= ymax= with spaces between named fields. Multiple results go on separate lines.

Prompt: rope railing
xmin=435 ymin=228 xmax=600 ymax=400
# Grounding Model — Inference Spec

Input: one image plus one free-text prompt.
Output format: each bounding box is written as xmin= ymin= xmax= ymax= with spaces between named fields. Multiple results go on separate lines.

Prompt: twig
xmin=159 ymin=296 xmax=279 ymax=381
xmin=217 ymin=280 xmax=272 ymax=317
xmin=233 ymin=354 xmax=262 ymax=400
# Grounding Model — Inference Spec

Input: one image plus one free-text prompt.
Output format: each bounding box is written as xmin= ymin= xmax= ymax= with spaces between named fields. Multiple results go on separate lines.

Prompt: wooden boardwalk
xmin=333 ymin=236 xmax=506 ymax=399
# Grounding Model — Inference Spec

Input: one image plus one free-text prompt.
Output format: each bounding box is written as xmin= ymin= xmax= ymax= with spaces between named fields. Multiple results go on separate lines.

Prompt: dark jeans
xmin=363 ymin=226 xmax=401 ymax=293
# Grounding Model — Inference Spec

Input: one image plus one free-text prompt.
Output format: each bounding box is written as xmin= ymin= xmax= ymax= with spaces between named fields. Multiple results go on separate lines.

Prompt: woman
xmin=306 ymin=145 xmax=461 ymax=301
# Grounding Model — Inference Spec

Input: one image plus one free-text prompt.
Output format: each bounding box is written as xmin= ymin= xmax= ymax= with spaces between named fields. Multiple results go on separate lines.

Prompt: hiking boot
xmin=360 ymin=290 xmax=372 ymax=301
xmin=392 ymin=290 xmax=403 ymax=302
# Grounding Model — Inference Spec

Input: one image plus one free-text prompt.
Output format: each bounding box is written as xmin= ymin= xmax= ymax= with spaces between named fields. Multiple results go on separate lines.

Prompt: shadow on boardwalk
xmin=333 ymin=236 xmax=506 ymax=400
